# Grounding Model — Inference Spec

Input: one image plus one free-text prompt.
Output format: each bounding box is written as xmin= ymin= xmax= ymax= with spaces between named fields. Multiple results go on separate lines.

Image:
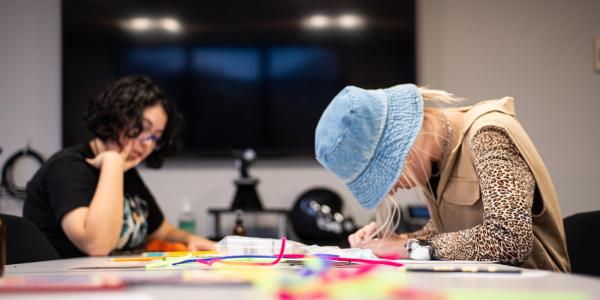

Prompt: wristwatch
xmin=405 ymin=239 xmax=432 ymax=260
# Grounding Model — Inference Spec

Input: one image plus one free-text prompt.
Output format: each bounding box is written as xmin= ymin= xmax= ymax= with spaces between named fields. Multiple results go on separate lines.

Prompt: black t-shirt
xmin=24 ymin=143 xmax=164 ymax=258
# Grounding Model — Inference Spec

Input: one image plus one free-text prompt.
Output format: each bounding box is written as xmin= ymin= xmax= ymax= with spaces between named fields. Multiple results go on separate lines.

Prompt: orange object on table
xmin=146 ymin=239 xmax=188 ymax=252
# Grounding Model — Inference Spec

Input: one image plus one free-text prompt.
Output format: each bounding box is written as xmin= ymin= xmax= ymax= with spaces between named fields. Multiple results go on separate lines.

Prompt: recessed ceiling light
xmin=160 ymin=18 xmax=181 ymax=33
xmin=337 ymin=14 xmax=365 ymax=29
xmin=128 ymin=17 xmax=153 ymax=31
xmin=303 ymin=14 xmax=332 ymax=29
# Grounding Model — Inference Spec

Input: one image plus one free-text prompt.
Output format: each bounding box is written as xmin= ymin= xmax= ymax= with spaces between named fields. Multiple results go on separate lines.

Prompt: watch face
xmin=405 ymin=239 xmax=419 ymax=251
xmin=406 ymin=239 xmax=431 ymax=260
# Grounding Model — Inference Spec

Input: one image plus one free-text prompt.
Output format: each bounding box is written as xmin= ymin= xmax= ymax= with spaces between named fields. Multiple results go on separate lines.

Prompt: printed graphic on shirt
xmin=116 ymin=194 xmax=149 ymax=249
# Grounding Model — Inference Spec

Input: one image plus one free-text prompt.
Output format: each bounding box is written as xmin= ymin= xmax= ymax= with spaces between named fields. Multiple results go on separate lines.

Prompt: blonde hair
xmin=370 ymin=86 xmax=464 ymax=239
xmin=418 ymin=86 xmax=464 ymax=105
xmin=373 ymin=195 xmax=403 ymax=239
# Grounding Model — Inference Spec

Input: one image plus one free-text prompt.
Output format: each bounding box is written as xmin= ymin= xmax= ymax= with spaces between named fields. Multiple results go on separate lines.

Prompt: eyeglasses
xmin=137 ymin=128 xmax=164 ymax=150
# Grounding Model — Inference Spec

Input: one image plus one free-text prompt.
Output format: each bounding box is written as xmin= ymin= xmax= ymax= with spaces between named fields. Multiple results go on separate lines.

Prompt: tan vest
xmin=424 ymin=97 xmax=570 ymax=272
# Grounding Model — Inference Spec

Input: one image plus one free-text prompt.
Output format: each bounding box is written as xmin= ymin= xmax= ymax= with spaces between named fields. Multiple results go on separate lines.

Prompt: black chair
xmin=1 ymin=214 xmax=59 ymax=264
xmin=290 ymin=188 xmax=356 ymax=247
xmin=563 ymin=211 xmax=600 ymax=276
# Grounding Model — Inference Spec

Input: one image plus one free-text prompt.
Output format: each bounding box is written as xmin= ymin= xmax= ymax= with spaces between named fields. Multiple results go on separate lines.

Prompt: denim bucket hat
xmin=315 ymin=84 xmax=423 ymax=209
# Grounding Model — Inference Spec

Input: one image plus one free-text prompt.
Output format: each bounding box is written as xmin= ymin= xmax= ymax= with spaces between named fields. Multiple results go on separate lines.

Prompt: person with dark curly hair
xmin=24 ymin=75 xmax=215 ymax=258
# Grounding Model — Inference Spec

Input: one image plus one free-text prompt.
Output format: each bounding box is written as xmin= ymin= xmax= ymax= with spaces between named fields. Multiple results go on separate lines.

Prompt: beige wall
xmin=418 ymin=0 xmax=600 ymax=217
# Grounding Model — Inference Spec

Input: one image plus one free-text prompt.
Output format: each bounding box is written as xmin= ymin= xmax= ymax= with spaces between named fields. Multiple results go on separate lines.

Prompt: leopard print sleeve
xmin=405 ymin=219 xmax=437 ymax=239
xmin=428 ymin=126 xmax=535 ymax=266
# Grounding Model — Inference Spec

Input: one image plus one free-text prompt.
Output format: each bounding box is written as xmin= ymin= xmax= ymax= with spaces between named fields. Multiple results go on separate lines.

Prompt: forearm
xmin=150 ymin=221 xmax=215 ymax=251
xmin=429 ymin=127 xmax=535 ymax=265
xmin=429 ymin=217 xmax=533 ymax=264
xmin=163 ymin=227 xmax=194 ymax=244
xmin=150 ymin=220 xmax=189 ymax=243
xmin=84 ymin=154 xmax=125 ymax=254
xmin=403 ymin=219 xmax=437 ymax=239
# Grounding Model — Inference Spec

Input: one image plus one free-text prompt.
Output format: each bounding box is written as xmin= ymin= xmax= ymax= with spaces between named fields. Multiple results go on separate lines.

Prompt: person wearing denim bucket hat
xmin=315 ymin=84 xmax=570 ymax=272
xmin=315 ymin=84 xmax=424 ymax=210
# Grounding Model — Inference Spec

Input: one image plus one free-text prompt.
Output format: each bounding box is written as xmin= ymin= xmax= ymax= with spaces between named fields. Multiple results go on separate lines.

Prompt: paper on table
xmin=302 ymin=245 xmax=378 ymax=259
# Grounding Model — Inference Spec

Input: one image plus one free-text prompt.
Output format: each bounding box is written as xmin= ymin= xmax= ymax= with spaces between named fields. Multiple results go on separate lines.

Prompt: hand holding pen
xmin=348 ymin=222 xmax=409 ymax=258
xmin=348 ymin=221 xmax=380 ymax=247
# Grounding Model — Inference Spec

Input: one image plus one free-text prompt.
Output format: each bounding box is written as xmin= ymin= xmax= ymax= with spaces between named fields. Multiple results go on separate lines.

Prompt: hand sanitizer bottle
xmin=178 ymin=198 xmax=196 ymax=234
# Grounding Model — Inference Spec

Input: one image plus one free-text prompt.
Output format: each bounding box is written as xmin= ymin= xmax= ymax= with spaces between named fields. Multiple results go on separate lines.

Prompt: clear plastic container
xmin=178 ymin=198 xmax=196 ymax=234
xmin=215 ymin=236 xmax=306 ymax=256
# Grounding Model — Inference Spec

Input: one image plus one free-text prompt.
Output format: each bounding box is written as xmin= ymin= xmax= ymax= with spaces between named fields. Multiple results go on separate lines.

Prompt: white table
xmin=3 ymin=257 xmax=600 ymax=299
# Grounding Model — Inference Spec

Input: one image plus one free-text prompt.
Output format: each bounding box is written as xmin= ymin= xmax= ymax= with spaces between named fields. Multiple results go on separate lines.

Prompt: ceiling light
xmin=160 ymin=18 xmax=181 ymax=33
xmin=337 ymin=14 xmax=365 ymax=29
xmin=303 ymin=15 xmax=332 ymax=29
xmin=128 ymin=17 xmax=153 ymax=31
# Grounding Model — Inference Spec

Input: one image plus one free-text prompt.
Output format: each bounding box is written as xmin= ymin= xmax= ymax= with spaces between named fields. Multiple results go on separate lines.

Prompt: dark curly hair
xmin=84 ymin=75 xmax=183 ymax=169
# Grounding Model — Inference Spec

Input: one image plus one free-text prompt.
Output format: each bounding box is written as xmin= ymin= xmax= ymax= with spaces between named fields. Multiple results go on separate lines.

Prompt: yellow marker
xmin=145 ymin=256 xmax=193 ymax=269
xmin=109 ymin=256 xmax=166 ymax=262
xmin=142 ymin=251 xmax=219 ymax=257
xmin=108 ymin=250 xmax=219 ymax=262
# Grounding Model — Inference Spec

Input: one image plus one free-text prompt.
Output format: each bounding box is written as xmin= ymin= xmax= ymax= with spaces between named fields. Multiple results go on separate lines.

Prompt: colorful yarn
xmin=165 ymin=237 xmax=404 ymax=269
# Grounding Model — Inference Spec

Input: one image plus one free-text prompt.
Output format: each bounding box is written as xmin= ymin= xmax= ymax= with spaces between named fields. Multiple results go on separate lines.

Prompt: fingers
xmin=87 ymin=151 xmax=127 ymax=170
xmin=124 ymin=157 xmax=143 ymax=172
xmin=188 ymin=243 xmax=199 ymax=251
xmin=120 ymin=140 xmax=134 ymax=158
xmin=348 ymin=233 xmax=359 ymax=248
xmin=360 ymin=222 xmax=378 ymax=238
xmin=359 ymin=238 xmax=408 ymax=259
xmin=120 ymin=140 xmax=139 ymax=171
xmin=348 ymin=222 xmax=379 ymax=248
xmin=203 ymin=241 xmax=216 ymax=251
xmin=397 ymin=233 xmax=409 ymax=239
xmin=188 ymin=238 xmax=216 ymax=251
xmin=85 ymin=157 xmax=100 ymax=169
xmin=357 ymin=238 xmax=379 ymax=250
xmin=94 ymin=139 xmax=108 ymax=153
xmin=349 ymin=233 xmax=367 ymax=248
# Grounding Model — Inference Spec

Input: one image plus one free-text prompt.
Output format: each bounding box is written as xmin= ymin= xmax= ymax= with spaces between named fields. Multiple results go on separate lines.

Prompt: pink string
xmin=198 ymin=237 xmax=288 ymax=266
xmin=331 ymin=257 xmax=403 ymax=267
xmin=191 ymin=237 xmax=404 ymax=268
